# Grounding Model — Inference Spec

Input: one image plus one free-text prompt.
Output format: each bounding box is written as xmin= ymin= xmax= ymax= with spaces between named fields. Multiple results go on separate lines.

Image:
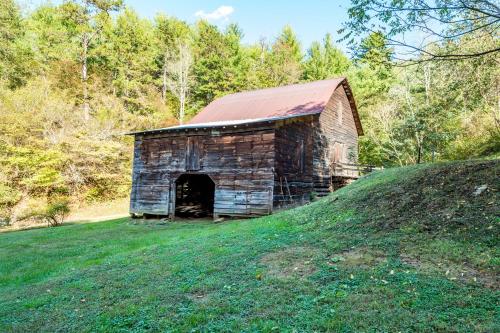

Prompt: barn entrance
xmin=175 ymin=174 xmax=215 ymax=218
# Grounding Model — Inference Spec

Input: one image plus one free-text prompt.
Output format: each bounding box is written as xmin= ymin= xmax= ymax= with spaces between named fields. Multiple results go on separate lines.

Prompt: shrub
xmin=27 ymin=197 xmax=71 ymax=227
xmin=43 ymin=200 xmax=70 ymax=226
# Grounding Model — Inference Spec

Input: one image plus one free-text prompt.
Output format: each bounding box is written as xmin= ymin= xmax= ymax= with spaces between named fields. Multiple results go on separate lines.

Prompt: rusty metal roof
xmin=190 ymin=78 xmax=344 ymax=124
xmin=189 ymin=77 xmax=363 ymax=135
xmin=127 ymin=77 xmax=363 ymax=136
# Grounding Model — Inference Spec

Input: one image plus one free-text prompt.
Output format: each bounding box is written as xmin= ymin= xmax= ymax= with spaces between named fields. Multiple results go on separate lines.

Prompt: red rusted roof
xmin=188 ymin=77 xmax=362 ymax=135
xmin=126 ymin=77 xmax=363 ymax=136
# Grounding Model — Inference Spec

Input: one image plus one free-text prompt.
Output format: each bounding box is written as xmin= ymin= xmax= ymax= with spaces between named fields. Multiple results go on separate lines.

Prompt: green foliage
xmin=0 ymin=160 xmax=498 ymax=330
xmin=19 ymin=195 xmax=71 ymax=227
xmin=302 ymin=33 xmax=351 ymax=81
xmin=354 ymin=31 xmax=392 ymax=68
xmin=40 ymin=197 xmax=71 ymax=226
xmin=351 ymin=30 xmax=498 ymax=166
xmin=0 ymin=1 xmax=497 ymax=224
xmin=266 ymin=25 xmax=303 ymax=86
xmin=99 ymin=8 xmax=156 ymax=113
xmin=191 ymin=20 xmax=248 ymax=110
xmin=0 ymin=0 xmax=35 ymax=87
xmin=341 ymin=0 xmax=500 ymax=62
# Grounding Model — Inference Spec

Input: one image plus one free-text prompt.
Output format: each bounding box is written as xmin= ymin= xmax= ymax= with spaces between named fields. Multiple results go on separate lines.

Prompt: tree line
xmin=0 ymin=0 xmax=498 ymax=225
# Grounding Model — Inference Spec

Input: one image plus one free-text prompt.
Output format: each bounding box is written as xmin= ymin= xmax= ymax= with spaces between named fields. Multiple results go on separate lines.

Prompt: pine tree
xmin=0 ymin=0 xmax=34 ymax=87
xmin=154 ymin=14 xmax=190 ymax=102
xmin=265 ymin=25 xmax=303 ymax=86
xmin=302 ymin=33 xmax=351 ymax=81
xmin=191 ymin=21 xmax=247 ymax=110
xmin=106 ymin=8 xmax=156 ymax=113
xmin=355 ymin=32 xmax=392 ymax=71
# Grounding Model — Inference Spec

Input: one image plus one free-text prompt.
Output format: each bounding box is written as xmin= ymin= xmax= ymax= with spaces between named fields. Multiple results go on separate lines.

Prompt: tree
xmin=243 ymin=38 xmax=274 ymax=89
xmin=60 ymin=0 xmax=123 ymax=120
xmin=154 ymin=14 xmax=190 ymax=102
xmin=223 ymin=23 xmax=251 ymax=92
xmin=106 ymin=8 xmax=157 ymax=113
xmin=341 ymin=0 xmax=500 ymax=63
xmin=266 ymin=25 xmax=303 ymax=85
xmin=0 ymin=0 xmax=34 ymax=87
xmin=191 ymin=21 xmax=245 ymax=109
xmin=349 ymin=32 xmax=394 ymax=108
xmin=354 ymin=32 xmax=392 ymax=69
xmin=166 ymin=42 xmax=193 ymax=124
xmin=302 ymin=33 xmax=351 ymax=81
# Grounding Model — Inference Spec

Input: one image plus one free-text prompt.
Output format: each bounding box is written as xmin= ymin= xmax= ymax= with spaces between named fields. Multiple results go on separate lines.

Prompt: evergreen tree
xmin=350 ymin=31 xmax=394 ymax=105
xmin=0 ymin=0 xmax=34 ymax=87
xmin=154 ymin=14 xmax=190 ymax=102
xmin=355 ymin=32 xmax=391 ymax=67
xmin=302 ymin=33 xmax=351 ymax=81
xmin=106 ymin=8 xmax=156 ymax=113
xmin=191 ymin=21 xmax=246 ymax=110
xmin=191 ymin=20 xmax=227 ymax=108
xmin=59 ymin=0 xmax=123 ymax=119
xmin=265 ymin=25 xmax=303 ymax=86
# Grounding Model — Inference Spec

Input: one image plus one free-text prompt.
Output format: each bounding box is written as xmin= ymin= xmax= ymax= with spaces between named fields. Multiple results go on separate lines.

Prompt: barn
xmin=128 ymin=77 xmax=363 ymax=219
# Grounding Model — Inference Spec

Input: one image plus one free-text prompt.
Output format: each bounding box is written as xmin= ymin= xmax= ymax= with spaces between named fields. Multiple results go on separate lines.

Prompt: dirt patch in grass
xmin=400 ymin=253 xmax=499 ymax=290
xmin=187 ymin=293 xmax=210 ymax=304
xmin=330 ymin=247 xmax=387 ymax=268
xmin=260 ymin=246 xmax=320 ymax=280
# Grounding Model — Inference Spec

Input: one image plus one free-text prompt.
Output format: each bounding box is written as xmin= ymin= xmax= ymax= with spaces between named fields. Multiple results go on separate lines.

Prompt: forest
xmin=0 ymin=0 xmax=498 ymax=225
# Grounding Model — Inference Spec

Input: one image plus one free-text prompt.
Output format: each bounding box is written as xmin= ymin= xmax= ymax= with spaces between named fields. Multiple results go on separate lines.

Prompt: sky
xmin=22 ymin=0 xmax=355 ymax=52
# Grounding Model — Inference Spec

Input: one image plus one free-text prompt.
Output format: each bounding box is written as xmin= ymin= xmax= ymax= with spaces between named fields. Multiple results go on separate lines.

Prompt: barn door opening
xmin=175 ymin=174 xmax=215 ymax=218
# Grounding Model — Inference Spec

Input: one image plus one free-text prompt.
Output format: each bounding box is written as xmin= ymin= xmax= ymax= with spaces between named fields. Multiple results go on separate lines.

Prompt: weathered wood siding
xmin=273 ymin=116 xmax=315 ymax=207
xmin=130 ymin=125 xmax=275 ymax=217
xmin=313 ymin=85 xmax=359 ymax=192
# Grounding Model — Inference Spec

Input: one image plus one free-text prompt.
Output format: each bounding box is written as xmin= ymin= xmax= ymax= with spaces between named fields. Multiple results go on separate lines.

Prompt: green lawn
xmin=1 ymin=160 xmax=498 ymax=332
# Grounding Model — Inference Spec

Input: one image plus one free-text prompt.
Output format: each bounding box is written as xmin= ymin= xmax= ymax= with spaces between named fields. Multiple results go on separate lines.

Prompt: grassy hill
xmin=1 ymin=160 xmax=498 ymax=332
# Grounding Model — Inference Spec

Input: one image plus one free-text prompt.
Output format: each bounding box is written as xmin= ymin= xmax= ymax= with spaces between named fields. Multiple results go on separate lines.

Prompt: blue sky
xmin=23 ymin=0 xmax=354 ymax=52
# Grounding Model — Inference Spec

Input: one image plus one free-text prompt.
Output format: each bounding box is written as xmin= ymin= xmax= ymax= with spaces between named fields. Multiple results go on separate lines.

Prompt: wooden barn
xmin=128 ymin=77 xmax=363 ymax=219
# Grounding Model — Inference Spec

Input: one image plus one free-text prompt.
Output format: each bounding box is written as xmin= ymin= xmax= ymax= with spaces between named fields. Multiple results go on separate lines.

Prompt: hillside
xmin=0 ymin=159 xmax=498 ymax=332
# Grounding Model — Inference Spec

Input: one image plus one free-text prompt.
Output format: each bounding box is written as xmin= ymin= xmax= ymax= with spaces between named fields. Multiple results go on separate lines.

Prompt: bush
xmin=29 ymin=197 xmax=71 ymax=227
xmin=43 ymin=199 xmax=70 ymax=226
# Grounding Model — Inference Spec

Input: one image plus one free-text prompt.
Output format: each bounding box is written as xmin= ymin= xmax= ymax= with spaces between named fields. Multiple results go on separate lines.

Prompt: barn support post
xmin=169 ymin=180 xmax=175 ymax=221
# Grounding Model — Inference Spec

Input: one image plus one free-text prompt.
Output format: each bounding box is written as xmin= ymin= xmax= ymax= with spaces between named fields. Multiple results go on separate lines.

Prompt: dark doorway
xmin=175 ymin=174 xmax=215 ymax=218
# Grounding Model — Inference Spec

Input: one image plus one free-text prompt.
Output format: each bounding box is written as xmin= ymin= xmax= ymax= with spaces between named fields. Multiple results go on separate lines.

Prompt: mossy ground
xmin=1 ymin=160 xmax=498 ymax=332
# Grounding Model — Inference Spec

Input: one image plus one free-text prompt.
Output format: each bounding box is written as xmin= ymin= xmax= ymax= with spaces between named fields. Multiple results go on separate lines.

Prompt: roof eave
xmin=124 ymin=111 xmax=322 ymax=136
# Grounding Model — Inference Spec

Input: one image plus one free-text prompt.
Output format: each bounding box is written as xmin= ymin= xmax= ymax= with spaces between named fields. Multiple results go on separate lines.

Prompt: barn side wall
xmin=273 ymin=116 xmax=315 ymax=207
xmin=130 ymin=125 xmax=275 ymax=218
xmin=313 ymin=85 xmax=360 ymax=193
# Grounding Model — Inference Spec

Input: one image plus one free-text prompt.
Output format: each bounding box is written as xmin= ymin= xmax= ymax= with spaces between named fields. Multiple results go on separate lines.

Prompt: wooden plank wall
xmin=273 ymin=116 xmax=315 ymax=207
xmin=130 ymin=124 xmax=275 ymax=217
xmin=313 ymin=85 xmax=360 ymax=193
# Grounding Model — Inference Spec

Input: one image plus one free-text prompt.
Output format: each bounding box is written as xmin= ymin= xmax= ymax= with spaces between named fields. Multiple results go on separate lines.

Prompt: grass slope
xmin=1 ymin=160 xmax=498 ymax=332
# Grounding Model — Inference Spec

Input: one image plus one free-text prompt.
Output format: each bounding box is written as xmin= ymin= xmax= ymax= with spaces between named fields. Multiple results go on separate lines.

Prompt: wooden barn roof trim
xmin=126 ymin=112 xmax=319 ymax=135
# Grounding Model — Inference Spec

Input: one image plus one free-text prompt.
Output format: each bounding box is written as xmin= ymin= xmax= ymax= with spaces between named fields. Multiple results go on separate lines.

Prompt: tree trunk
xmin=179 ymin=90 xmax=185 ymax=124
xmin=162 ymin=54 xmax=168 ymax=101
xmin=416 ymin=133 xmax=424 ymax=164
xmin=82 ymin=33 xmax=90 ymax=121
